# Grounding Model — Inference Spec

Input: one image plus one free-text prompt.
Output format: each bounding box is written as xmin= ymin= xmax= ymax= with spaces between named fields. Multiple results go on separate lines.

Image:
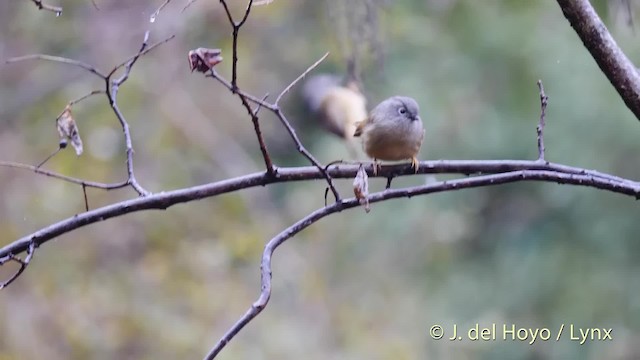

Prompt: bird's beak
xmin=412 ymin=115 xmax=421 ymax=122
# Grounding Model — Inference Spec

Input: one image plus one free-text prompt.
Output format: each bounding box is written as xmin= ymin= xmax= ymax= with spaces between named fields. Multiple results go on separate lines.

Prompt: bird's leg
xmin=411 ymin=156 xmax=419 ymax=173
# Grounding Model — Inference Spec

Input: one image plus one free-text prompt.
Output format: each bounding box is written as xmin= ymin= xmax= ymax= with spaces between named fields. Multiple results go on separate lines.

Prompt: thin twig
xmin=240 ymin=93 xmax=275 ymax=174
xmin=29 ymin=0 xmax=62 ymax=14
xmin=51 ymin=90 xmax=106 ymax=121
xmin=82 ymin=184 xmax=90 ymax=212
xmin=275 ymin=107 xmax=341 ymax=201
xmin=275 ymin=52 xmax=329 ymax=106
xmin=109 ymin=34 xmax=176 ymax=78
xmin=68 ymin=90 xmax=105 ymax=107
xmin=536 ymin=80 xmax=548 ymax=161
xmin=0 ymin=242 xmax=35 ymax=289
xmin=10 ymin=33 xmax=175 ymax=198
xmin=208 ymin=70 xmax=276 ymax=110
xmin=35 ymin=148 xmax=62 ymax=169
xmin=150 ymin=0 xmax=173 ymax=23
xmin=219 ymin=0 xmax=254 ymax=90
xmin=106 ymin=33 xmax=177 ymax=197
xmin=0 ymin=161 xmax=130 ymax=189
xmin=181 ymin=0 xmax=198 ymax=12
xmin=6 ymin=54 xmax=106 ymax=79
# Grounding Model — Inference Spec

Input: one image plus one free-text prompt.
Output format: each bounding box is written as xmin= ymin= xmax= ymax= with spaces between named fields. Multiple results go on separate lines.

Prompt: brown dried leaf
xmin=353 ymin=164 xmax=370 ymax=213
xmin=188 ymin=48 xmax=223 ymax=73
xmin=56 ymin=106 xmax=83 ymax=156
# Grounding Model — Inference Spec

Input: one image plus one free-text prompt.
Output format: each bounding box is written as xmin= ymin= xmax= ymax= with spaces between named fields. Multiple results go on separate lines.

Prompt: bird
xmin=354 ymin=96 xmax=424 ymax=173
xmin=302 ymin=74 xmax=368 ymax=141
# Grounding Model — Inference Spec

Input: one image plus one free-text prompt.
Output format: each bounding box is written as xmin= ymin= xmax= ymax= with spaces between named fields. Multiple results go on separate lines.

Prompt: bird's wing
xmin=353 ymin=118 xmax=368 ymax=137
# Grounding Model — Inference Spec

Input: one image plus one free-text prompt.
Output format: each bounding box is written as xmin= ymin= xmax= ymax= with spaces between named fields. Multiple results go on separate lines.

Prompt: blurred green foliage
xmin=1 ymin=0 xmax=640 ymax=359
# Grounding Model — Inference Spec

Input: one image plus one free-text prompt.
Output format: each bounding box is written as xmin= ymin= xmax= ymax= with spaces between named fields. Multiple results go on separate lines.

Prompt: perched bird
xmin=302 ymin=74 xmax=368 ymax=141
xmin=354 ymin=96 xmax=424 ymax=173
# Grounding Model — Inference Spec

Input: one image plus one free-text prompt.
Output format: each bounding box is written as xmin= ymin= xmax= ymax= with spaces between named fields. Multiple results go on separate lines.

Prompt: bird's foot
xmin=411 ymin=157 xmax=419 ymax=173
xmin=372 ymin=159 xmax=381 ymax=176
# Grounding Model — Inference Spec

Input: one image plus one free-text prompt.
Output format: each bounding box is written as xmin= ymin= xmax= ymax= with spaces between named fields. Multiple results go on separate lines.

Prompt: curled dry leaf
xmin=56 ymin=105 xmax=83 ymax=155
xmin=188 ymin=48 xmax=223 ymax=73
xmin=353 ymin=164 xmax=370 ymax=213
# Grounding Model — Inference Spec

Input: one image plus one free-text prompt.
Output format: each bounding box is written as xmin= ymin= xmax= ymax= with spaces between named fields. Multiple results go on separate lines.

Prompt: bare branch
xmin=208 ymin=70 xmax=276 ymax=110
xmin=105 ymin=33 xmax=176 ymax=197
xmin=67 ymin=90 xmax=105 ymax=107
xmin=2 ymin=160 xmax=639 ymax=267
xmin=106 ymin=97 xmax=150 ymax=196
xmin=219 ymin=0 xmax=255 ymax=90
xmin=35 ymin=148 xmax=62 ymax=169
xmin=6 ymin=54 xmax=106 ymax=79
xmin=205 ymin=167 xmax=640 ymax=357
xmin=109 ymin=34 xmax=176 ymax=79
xmin=557 ymin=0 xmax=640 ymax=121
xmin=536 ymin=80 xmax=548 ymax=161
xmin=82 ymin=184 xmax=90 ymax=211
xmin=211 ymin=52 xmax=338 ymax=200
xmin=181 ymin=0 xmax=198 ymax=13
xmin=238 ymin=0 xmax=254 ymax=27
xmin=49 ymin=90 xmax=106 ymax=129
xmin=0 ymin=243 xmax=35 ymax=290
xmin=274 ymin=107 xmax=342 ymax=202
xmin=149 ymin=0 xmax=173 ymax=23
xmin=29 ymin=0 xmax=62 ymax=15
xmin=0 ymin=161 xmax=129 ymax=189
xmin=239 ymin=93 xmax=275 ymax=174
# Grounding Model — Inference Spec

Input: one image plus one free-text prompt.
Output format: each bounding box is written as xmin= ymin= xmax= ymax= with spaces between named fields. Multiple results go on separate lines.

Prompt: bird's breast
xmin=363 ymin=121 xmax=424 ymax=161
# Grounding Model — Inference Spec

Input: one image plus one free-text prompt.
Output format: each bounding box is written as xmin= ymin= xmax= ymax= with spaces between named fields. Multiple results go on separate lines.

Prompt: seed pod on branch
xmin=188 ymin=48 xmax=223 ymax=73
xmin=353 ymin=164 xmax=370 ymax=213
xmin=56 ymin=105 xmax=83 ymax=156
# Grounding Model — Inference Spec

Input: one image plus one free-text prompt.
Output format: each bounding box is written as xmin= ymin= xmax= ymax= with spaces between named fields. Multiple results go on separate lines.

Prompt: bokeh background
xmin=2 ymin=0 xmax=640 ymax=359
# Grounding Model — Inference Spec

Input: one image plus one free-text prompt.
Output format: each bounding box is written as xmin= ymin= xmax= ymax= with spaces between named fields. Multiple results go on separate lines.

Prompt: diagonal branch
xmin=557 ymin=0 xmax=640 ymax=121
xmin=239 ymin=93 xmax=275 ymax=174
xmin=6 ymin=54 xmax=107 ymax=79
xmin=273 ymin=107 xmax=341 ymax=202
xmin=0 ymin=161 xmax=129 ymax=189
xmin=208 ymin=70 xmax=276 ymax=110
xmin=275 ymin=52 xmax=329 ymax=106
xmin=109 ymin=34 xmax=176 ymax=79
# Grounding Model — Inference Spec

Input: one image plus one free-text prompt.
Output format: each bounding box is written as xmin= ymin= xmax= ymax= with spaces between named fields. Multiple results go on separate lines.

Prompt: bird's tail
xmin=301 ymin=74 xmax=343 ymax=113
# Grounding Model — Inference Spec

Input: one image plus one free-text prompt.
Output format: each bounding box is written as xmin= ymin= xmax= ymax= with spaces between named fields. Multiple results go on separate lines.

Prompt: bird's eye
xmin=398 ymin=107 xmax=407 ymax=115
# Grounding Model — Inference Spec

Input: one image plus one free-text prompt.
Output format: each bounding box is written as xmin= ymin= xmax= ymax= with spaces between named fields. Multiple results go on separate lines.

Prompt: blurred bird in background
xmin=301 ymin=72 xmax=367 ymax=142
xmin=298 ymin=0 xmax=385 ymax=159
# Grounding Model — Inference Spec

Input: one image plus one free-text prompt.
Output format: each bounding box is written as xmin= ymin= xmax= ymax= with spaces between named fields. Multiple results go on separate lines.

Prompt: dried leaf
xmin=56 ymin=106 xmax=83 ymax=155
xmin=188 ymin=48 xmax=223 ymax=73
xmin=353 ymin=164 xmax=370 ymax=213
